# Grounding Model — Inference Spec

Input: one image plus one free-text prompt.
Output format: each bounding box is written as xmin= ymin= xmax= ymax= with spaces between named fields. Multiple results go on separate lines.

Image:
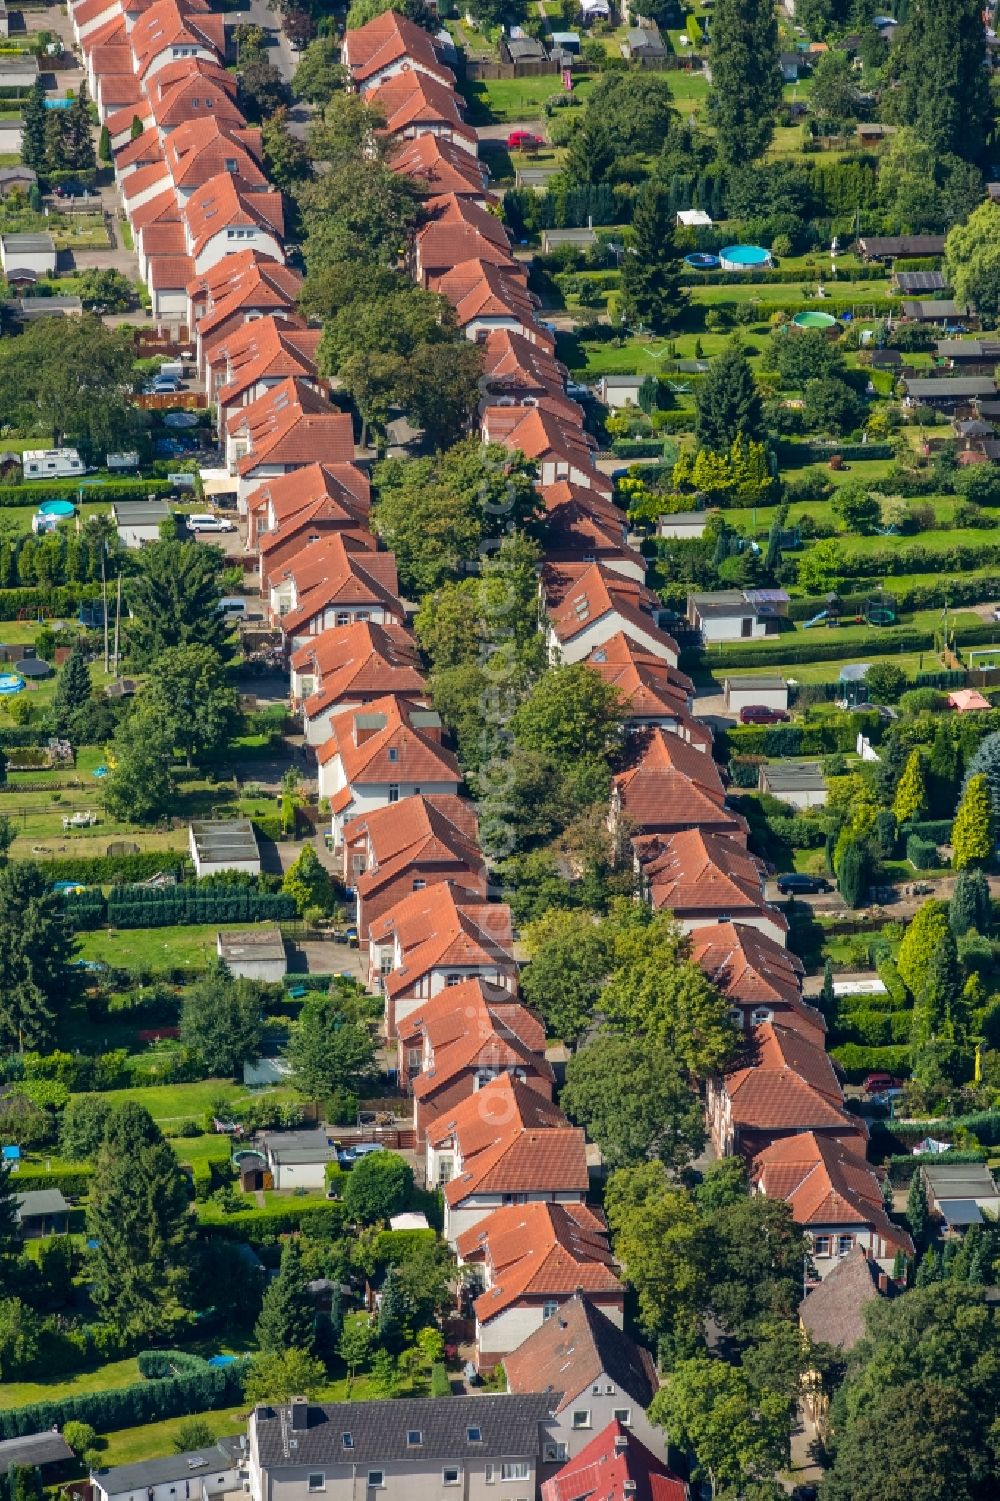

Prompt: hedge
xmin=0 ymin=479 xmax=173 ymax=508
xmin=829 ymin=1043 xmax=912 ymax=1082
xmin=0 ymin=1362 xmax=247 ymax=1440
xmin=38 ymin=853 xmax=191 ymax=885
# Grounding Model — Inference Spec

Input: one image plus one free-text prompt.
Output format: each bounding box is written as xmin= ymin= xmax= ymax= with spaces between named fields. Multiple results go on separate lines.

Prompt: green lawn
xmin=75 ymin=923 xmax=259 ymax=972
xmin=0 ymin=1356 xmax=141 ymax=1407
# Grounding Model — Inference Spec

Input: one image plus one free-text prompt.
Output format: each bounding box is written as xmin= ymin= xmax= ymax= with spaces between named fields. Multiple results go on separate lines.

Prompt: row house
xmin=343 ymin=10 xmax=456 ymax=96
xmin=612 ymin=729 xmax=745 ymax=841
xmin=456 ymin=1202 xmax=624 ymax=1370
xmin=341 ymin=791 xmax=485 ymax=940
xmin=391 ymin=132 xmax=492 ymax=203
xmin=291 ymin=620 xmax=425 ymax=745
xmin=689 ymin=922 xmax=822 ymax=1046
xmin=189 ymin=251 xmax=302 ymax=372
xmin=584 ymin=634 xmax=707 ymax=746
xmin=543 ymin=561 xmax=678 ymax=666
xmin=635 ymin=826 xmax=788 ymax=947
xmin=400 ymin=978 xmax=553 ymax=1141
xmin=753 ymin=1131 xmax=913 ymax=1278
xmin=368 ymin=881 xmax=516 ymax=1036
xmin=317 ymin=696 xmax=459 ymax=844
xmin=246 ymin=461 xmax=370 ymax=557
xmin=226 ymin=379 xmax=354 ymax=507
xmin=707 ymin=1020 xmax=865 ymax=1159
xmin=424 ymin=1076 xmax=586 ymax=1244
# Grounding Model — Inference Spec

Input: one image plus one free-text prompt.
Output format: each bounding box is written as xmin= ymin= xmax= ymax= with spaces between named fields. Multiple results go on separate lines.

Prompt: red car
xmin=739 ymin=705 xmax=790 ymax=725
xmin=507 ymin=129 xmax=544 ymax=150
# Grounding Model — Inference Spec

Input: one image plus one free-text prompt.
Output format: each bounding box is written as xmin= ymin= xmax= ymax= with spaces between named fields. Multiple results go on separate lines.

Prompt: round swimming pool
xmin=719 ymin=244 xmax=773 ymax=271
xmin=684 ymin=252 xmax=719 ymax=270
xmin=792 ymin=311 xmax=839 ymax=329
xmin=38 ymin=499 xmax=76 ymax=518
xmin=0 ymin=674 xmax=25 ymax=695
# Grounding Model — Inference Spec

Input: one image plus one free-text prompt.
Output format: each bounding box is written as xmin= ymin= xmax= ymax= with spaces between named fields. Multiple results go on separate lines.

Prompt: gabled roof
xmin=723 ymin=1023 xmax=859 ymax=1135
xmin=689 ymin=922 xmax=821 ymax=1037
xmin=503 ymin=1292 xmax=658 ymax=1415
xmin=232 ymin=379 xmax=354 ymax=480
xmin=344 ymin=790 xmax=483 ymax=899
xmin=164 ymin=117 xmax=265 ymax=191
xmin=541 ymin=1421 xmax=686 ymax=1501
xmin=367 ymin=69 xmax=475 ymax=145
xmin=299 ymin=622 xmax=428 ymax=723
xmin=543 ymin=562 xmax=675 ymax=652
xmin=798 ymin=1246 xmax=888 ymax=1351
xmin=191 ymin=251 xmax=301 ymax=332
xmin=456 ymin=1202 xmax=621 ymax=1320
xmin=250 ymin=461 xmax=371 ymax=533
xmin=391 ymin=132 xmax=490 ymax=197
xmin=402 ymin=979 xmax=551 ymax=1099
xmin=343 ymin=8 xmax=455 ymax=89
xmin=275 ymin=535 xmax=401 ymax=636
xmin=427 ymin=1073 xmax=566 ymax=1152
xmin=319 ymin=694 xmax=457 ymax=788
xmin=184 ymin=174 xmax=283 ymax=257
xmin=637 ymin=828 xmax=774 ymax=921
xmin=754 ymin=1132 xmax=912 ymax=1253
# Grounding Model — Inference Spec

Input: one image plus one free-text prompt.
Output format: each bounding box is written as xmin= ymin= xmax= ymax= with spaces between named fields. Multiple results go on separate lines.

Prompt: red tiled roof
xmin=541 ymin=1422 xmax=686 ymax=1501
xmin=457 ymin=1202 xmax=621 ymax=1320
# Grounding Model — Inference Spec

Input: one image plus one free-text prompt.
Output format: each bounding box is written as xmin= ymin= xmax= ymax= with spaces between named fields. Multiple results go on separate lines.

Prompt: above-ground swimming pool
xmin=684 ymin=252 xmax=719 ymax=270
xmin=38 ymin=499 xmax=76 ymax=518
xmin=719 ymin=244 xmax=773 ymax=271
xmin=0 ymin=674 xmax=24 ymax=695
xmin=792 ymin=311 xmax=839 ymax=329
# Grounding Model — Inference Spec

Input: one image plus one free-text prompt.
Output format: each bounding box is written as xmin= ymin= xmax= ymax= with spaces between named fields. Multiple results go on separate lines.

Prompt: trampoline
xmin=792 ymin=311 xmax=839 ymax=330
xmin=0 ymin=673 xmax=24 ymax=695
xmin=720 ymin=244 xmax=772 ymax=271
xmin=684 ymin=252 xmax=719 ymax=270
xmin=38 ymin=499 xmax=76 ymax=518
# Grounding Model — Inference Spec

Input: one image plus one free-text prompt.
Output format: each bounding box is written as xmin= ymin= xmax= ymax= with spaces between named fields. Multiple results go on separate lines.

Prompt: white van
xmin=187 ymin=513 xmax=236 ymax=533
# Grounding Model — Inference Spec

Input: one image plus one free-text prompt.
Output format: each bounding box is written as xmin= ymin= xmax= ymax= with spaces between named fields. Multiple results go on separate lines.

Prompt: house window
xmin=572 ymin=1411 xmax=591 ymax=1430
xmin=613 ymin=1408 xmax=632 ymax=1426
xmin=813 ymin=1235 xmax=831 ymax=1256
xmin=367 ymin=1475 xmax=384 ymax=1491
xmin=442 ymin=1469 xmax=460 ymax=1486
xmin=837 ymin=1234 xmax=853 ymax=1256
xmin=407 ymin=1431 xmax=422 ymax=1447
xmin=307 ymin=1476 xmax=325 ymax=1493
xmin=388 ymin=784 xmax=400 ymax=803
xmin=501 ymin=1463 xmax=530 ymax=1481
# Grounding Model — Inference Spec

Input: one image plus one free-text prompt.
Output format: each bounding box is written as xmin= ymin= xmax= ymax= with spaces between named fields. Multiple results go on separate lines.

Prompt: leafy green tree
xmin=180 ymin=967 xmax=265 ymax=1077
xmin=952 ymin=772 xmax=995 ymax=867
xmin=255 ymin=1238 xmax=316 ymax=1353
xmin=343 ymin=1152 xmax=413 ymax=1224
xmin=562 ymin=1033 xmax=704 ymax=1170
xmin=893 ymin=749 xmax=928 ymax=824
xmin=604 ymin=1161 xmax=708 ymax=1342
xmin=620 ymin=182 xmax=684 ymax=334
xmin=0 ymin=316 xmax=141 ymax=456
xmin=945 ymin=201 xmax=1000 ymax=318
xmin=87 ymin=1102 xmax=192 ymax=1338
xmin=708 ymin=0 xmax=782 ymax=164
xmin=949 ymin=866 xmax=991 ymax=936
xmin=103 ymin=707 xmax=174 ymax=825
xmin=650 ymin=1355 xmax=793 ymax=1496
xmin=0 ymin=862 xmax=75 ymax=1050
xmin=893 ymin=0 xmax=990 ymax=164
xmin=125 ymin=541 xmax=231 ymax=663
xmin=695 ymin=338 xmax=765 ymax=451
xmin=282 ymin=844 xmax=335 ymax=917
xmin=21 ymin=76 xmax=45 ymax=172
xmin=59 ymin=1094 xmax=107 ymax=1161
xmin=520 ymin=908 xmax=610 ymax=1045
xmin=244 ymin=1348 xmax=327 ymax=1404
xmin=142 ymin=645 xmax=238 ymax=767
xmin=864 ymin=661 xmax=906 ymax=704
xmin=285 ymin=993 xmax=375 ymax=1104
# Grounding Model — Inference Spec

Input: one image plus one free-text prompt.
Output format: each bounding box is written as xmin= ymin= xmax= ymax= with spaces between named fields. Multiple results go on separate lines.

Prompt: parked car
xmin=775 ymin=873 xmax=832 ymax=895
xmin=863 ymin=1072 xmax=906 ymax=1095
xmin=507 ymin=129 xmax=544 ymax=149
xmin=739 ymin=705 xmax=790 ymax=724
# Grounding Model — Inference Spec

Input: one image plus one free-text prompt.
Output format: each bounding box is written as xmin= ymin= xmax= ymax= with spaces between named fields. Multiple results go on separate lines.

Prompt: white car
xmin=187 ymin=513 xmax=236 ymax=533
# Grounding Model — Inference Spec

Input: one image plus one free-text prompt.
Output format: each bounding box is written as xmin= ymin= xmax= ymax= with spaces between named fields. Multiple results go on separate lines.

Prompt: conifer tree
xmin=893 ymin=749 xmax=927 ymax=825
xmin=255 ymin=1239 xmax=316 ymax=1353
xmin=695 ymin=339 xmax=765 ymax=452
xmin=951 ymin=773 xmax=993 ymax=869
xmin=708 ymin=0 xmax=782 ymax=164
xmin=620 ymin=182 xmax=684 ymax=335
